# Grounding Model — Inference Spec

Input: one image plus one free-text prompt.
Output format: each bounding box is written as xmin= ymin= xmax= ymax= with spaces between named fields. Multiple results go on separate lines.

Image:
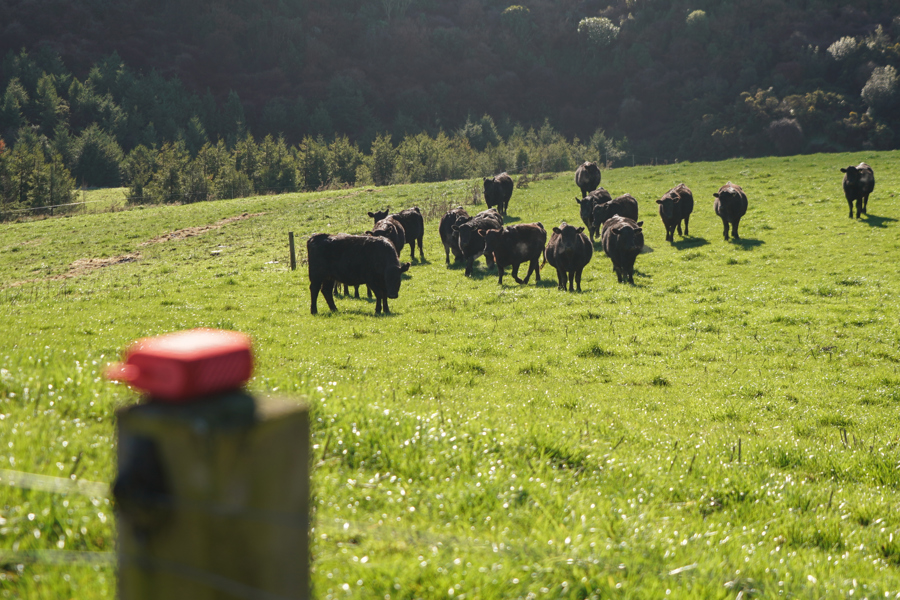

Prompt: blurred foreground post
xmin=116 ymin=393 xmax=309 ymax=600
xmin=109 ymin=329 xmax=309 ymax=600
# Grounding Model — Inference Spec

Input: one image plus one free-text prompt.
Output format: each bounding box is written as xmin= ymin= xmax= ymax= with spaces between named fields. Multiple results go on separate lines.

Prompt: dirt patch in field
xmin=139 ymin=212 xmax=265 ymax=245
xmin=59 ymin=253 xmax=143 ymax=279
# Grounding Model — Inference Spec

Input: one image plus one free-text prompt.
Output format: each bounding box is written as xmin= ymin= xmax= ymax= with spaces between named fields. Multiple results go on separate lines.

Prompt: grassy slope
xmin=1 ymin=152 xmax=900 ymax=598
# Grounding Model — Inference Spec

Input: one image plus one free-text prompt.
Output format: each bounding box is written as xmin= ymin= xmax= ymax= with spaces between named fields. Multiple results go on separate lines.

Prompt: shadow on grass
xmin=861 ymin=214 xmax=897 ymax=228
xmin=640 ymin=245 xmax=655 ymax=254
xmin=503 ymin=215 xmax=522 ymax=224
xmin=318 ymin=302 xmax=404 ymax=317
xmin=468 ymin=264 xmax=498 ymax=281
xmin=672 ymin=237 xmax=710 ymax=250
xmin=731 ymin=237 xmax=765 ymax=249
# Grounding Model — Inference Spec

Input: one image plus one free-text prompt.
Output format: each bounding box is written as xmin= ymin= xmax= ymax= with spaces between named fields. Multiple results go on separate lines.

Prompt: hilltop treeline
xmin=1 ymin=0 xmax=899 ymax=211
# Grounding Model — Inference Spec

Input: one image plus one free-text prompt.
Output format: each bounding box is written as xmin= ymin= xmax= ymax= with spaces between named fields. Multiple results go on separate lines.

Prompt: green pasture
xmin=2 ymin=151 xmax=900 ymax=599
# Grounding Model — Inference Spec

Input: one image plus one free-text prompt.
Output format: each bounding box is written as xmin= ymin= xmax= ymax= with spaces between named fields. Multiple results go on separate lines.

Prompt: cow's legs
xmin=417 ymin=237 xmax=425 ymax=261
xmin=683 ymin=215 xmax=690 ymax=236
xmin=722 ymin=218 xmax=730 ymax=240
xmin=512 ymin=263 xmax=525 ymax=284
xmin=321 ymin=281 xmax=338 ymax=311
xmin=863 ymin=194 xmax=869 ymax=215
xmin=732 ymin=218 xmax=741 ymax=240
xmin=848 ymin=199 xmax=854 ymax=218
xmin=375 ymin=294 xmax=390 ymax=314
xmin=574 ymin=269 xmax=583 ymax=292
xmin=310 ymin=280 xmax=321 ymax=314
xmin=556 ymin=267 xmax=566 ymax=290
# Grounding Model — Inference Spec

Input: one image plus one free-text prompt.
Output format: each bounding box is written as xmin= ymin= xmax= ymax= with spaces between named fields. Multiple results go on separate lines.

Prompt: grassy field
xmin=2 ymin=151 xmax=900 ymax=599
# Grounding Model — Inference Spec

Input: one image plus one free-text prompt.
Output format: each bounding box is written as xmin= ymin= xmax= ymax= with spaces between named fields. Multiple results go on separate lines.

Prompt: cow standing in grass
xmin=713 ymin=182 xmax=748 ymax=241
xmin=479 ymin=223 xmax=547 ymax=285
xmin=576 ymin=187 xmax=612 ymax=241
xmin=840 ymin=163 xmax=875 ymax=219
xmin=439 ymin=206 xmax=470 ymax=265
xmin=575 ymin=161 xmax=602 ymax=198
xmin=544 ymin=222 xmax=592 ymax=292
xmin=366 ymin=216 xmax=406 ymax=255
xmin=601 ymin=216 xmax=644 ymax=284
xmin=308 ymin=234 xmax=410 ymax=315
xmin=483 ymin=173 xmax=513 ymax=215
xmin=657 ymin=184 xmax=694 ymax=242
xmin=368 ymin=207 xmax=425 ymax=261
xmin=591 ymin=193 xmax=639 ymax=240
xmin=454 ymin=208 xmax=504 ymax=276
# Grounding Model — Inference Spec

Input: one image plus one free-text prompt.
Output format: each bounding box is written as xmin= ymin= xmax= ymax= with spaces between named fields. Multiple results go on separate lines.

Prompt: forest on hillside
xmin=1 ymin=0 xmax=899 ymax=213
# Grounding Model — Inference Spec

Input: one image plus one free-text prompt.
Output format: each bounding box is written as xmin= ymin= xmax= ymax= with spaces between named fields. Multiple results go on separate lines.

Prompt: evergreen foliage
xmin=2 ymin=1 xmax=900 ymax=211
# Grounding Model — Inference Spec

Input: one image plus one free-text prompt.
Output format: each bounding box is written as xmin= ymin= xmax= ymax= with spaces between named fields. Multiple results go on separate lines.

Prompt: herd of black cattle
xmin=307 ymin=161 xmax=876 ymax=315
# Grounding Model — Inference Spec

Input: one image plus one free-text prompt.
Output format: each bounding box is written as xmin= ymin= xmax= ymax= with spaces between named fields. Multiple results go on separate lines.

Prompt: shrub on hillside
xmin=72 ymin=124 xmax=123 ymax=187
xmin=300 ymin=136 xmax=330 ymax=190
xmin=124 ymin=145 xmax=155 ymax=204
xmin=827 ymin=36 xmax=858 ymax=61
xmin=328 ymin=136 xmax=363 ymax=186
xmin=256 ymin=135 xmax=298 ymax=193
xmin=577 ymin=17 xmax=620 ymax=48
xmin=369 ymin=134 xmax=396 ymax=186
xmin=685 ymin=10 xmax=708 ymax=32
xmin=143 ymin=141 xmax=189 ymax=204
xmin=501 ymin=5 xmax=534 ymax=42
xmin=767 ymin=118 xmax=805 ymax=155
xmin=861 ymin=65 xmax=900 ymax=118
xmin=0 ymin=128 xmax=75 ymax=212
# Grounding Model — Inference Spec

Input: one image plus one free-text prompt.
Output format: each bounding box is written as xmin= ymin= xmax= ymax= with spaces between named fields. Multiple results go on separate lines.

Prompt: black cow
xmin=575 ymin=161 xmax=602 ymax=198
xmin=439 ymin=206 xmax=470 ymax=265
xmin=575 ymin=187 xmax=612 ymax=241
xmin=601 ymin=216 xmax=644 ymax=284
xmin=657 ymin=184 xmax=694 ymax=242
xmin=483 ymin=173 xmax=514 ymax=215
xmin=333 ymin=280 xmax=363 ymax=299
xmin=479 ymin=223 xmax=547 ymax=285
xmin=307 ymin=234 xmax=410 ymax=315
xmin=840 ymin=163 xmax=875 ymax=219
xmin=366 ymin=216 xmax=406 ymax=255
xmin=454 ymin=208 xmax=504 ymax=276
xmin=591 ymin=193 xmax=639 ymax=240
xmin=368 ymin=207 xmax=425 ymax=261
xmin=544 ymin=222 xmax=592 ymax=292
xmin=713 ymin=182 xmax=748 ymax=241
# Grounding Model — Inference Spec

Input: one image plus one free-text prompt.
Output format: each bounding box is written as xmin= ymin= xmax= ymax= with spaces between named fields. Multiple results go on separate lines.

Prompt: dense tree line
xmin=1 ymin=0 xmax=899 ymax=212
xmin=1 ymin=117 xmax=625 ymax=213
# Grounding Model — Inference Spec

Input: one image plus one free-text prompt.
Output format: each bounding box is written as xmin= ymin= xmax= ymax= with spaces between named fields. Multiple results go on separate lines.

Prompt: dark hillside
xmin=1 ymin=0 xmax=899 ymax=159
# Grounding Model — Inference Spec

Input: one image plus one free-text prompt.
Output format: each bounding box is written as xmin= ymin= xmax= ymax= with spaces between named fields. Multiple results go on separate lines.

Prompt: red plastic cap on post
xmin=106 ymin=329 xmax=253 ymax=403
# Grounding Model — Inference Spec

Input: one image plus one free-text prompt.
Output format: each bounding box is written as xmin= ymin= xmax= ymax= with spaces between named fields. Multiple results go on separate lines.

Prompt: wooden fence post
xmin=289 ymin=232 xmax=296 ymax=271
xmin=115 ymin=391 xmax=309 ymax=600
